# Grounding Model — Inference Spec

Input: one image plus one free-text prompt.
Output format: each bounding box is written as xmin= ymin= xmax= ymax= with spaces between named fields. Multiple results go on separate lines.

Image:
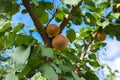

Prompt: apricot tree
xmin=0 ymin=0 xmax=120 ymax=80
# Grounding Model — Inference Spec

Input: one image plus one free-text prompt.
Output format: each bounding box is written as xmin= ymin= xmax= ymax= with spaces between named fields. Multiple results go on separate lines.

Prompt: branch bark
xmin=59 ymin=0 xmax=83 ymax=33
xmin=22 ymin=0 xmax=51 ymax=47
xmin=80 ymin=32 xmax=98 ymax=61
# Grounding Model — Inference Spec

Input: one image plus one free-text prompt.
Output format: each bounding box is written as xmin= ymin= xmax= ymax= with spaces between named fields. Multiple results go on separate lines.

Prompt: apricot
xmin=116 ymin=3 xmax=120 ymax=12
xmin=52 ymin=35 xmax=68 ymax=50
xmin=97 ymin=31 xmax=106 ymax=41
xmin=46 ymin=24 xmax=60 ymax=37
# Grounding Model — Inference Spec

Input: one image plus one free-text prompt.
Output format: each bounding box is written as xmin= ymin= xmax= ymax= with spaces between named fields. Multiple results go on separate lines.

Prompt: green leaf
xmin=71 ymin=71 xmax=80 ymax=80
xmin=15 ymin=35 xmax=34 ymax=46
xmin=12 ymin=46 xmax=31 ymax=64
xmin=110 ymin=13 xmax=120 ymax=19
xmin=66 ymin=29 xmax=76 ymax=43
xmin=34 ymin=2 xmax=53 ymax=23
xmin=55 ymin=8 xmax=65 ymax=22
xmin=41 ymin=46 xmax=54 ymax=59
xmin=61 ymin=0 xmax=80 ymax=5
xmin=63 ymin=73 xmax=74 ymax=80
xmin=0 ymin=1 xmax=19 ymax=16
xmin=90 ymin=42 xmax=106 ymax=52
xmin=18 ymin=55 xmax=43 ymax=79
xmin=4 ymin=32 xmax=16 ymax=48
xmin=63 ymin=48 xmax=79 ymax=62
xmin=89 ymin=61 xmax=100 ymax=67
xmin=84 ymin=13 xmax=96 ymax=26
xmin=51 ymin=63 xmax=62 ymax=74
xmin=97 ymin=20 xmax=110 ymax=29
xmin=97 ymin=2 xmax=110 ymax=9
xmin=32 ymin=0 xmax=39 ymax=6
xmin=59 ymin=62 xmax=74 ymax=73
xmin=40 ymin=63 xmax=57 ymax=80
xmin=84 ymin=0 xmax=95 ymax=7
xmin=84 ymin=71 xmax=99 ymax=80
xmin=0 ymin=36 xmax=4 ymax=50
xmin=44 ymin=2 xmax=53 ymax=10
xmin=38 ymin=12 xmax=49 ymax=24
xmin=5 ymin=71 xmax=18 ymax=80
xmin=71 ymin=16 xmax=82 ymax=25
xmin=88 ymin=54 xmax=97 ymax=60
xmin=12 ymin=23 xmax=24 ymax=33
xmin=0 ymin=22 xmax=12 ymax=33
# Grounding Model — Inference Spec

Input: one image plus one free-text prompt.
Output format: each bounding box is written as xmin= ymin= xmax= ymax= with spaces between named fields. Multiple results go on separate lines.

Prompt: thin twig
xmin=59 ymin=0 xmax=83 ymax=33
xmin=80 ymin=32 xmax=98 ymax=61
xmin=45 ymin=2 xmax=61 ymax=27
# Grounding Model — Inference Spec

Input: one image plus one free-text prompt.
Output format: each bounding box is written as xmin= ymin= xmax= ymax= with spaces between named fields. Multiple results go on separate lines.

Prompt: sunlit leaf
xmin=32 ymin=0 xmax=39 ymax=6
xmin=12 ymin=46 xmax=31 ymax=64
xmin=40 ymin=63 xmax=57 ymax=80
xmin=5 ymin=71 xmax=18 ymax=80
xmin=41 ymin=46 xmax=54 ymax=59
xmin=61 ymin=0 xmax=80 ymax=5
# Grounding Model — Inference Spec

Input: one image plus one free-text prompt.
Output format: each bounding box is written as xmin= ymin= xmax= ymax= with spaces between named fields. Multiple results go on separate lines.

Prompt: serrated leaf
xmin=41 ymin=46 xmax=54 ymax=59
xmin=12 ymin=46 xmax=31 ymax=64
xmin=66 ymin=29 xmax=76 ymax=43
xmin=61 ymin=0 xmax=80 ymax=5
xmin=40 ymin=63 xmax=57 ymax=80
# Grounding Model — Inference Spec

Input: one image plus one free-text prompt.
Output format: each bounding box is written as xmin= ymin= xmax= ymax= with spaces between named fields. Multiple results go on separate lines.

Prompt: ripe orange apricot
xmin=52 ymin=35 xmax=68 ymax=50
xmin=46 ymin=24 xmax=60 ymax=37
xmin=116 ymin=3 xmax=120 ymax=12
xmin=97 ymin=31 xmax=106 ymax=41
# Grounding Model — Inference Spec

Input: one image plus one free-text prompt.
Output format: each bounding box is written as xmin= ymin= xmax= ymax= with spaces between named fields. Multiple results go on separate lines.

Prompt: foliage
xmin=0 ymin=0 xmax=120 ymax=80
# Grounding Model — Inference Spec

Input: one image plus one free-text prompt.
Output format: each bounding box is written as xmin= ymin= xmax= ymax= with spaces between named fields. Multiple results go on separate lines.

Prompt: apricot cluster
xmin=46 ymin=24 xmax=68 ymax=50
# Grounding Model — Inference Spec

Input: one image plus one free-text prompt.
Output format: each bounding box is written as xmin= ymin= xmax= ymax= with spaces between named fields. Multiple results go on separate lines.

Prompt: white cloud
xmin=99 ymin=37 xmax=120 ymax=79
xmin=100 ymin=57 xmax=120 ymax=80
xmin=101 ymin=37 xmax=120 ymax=59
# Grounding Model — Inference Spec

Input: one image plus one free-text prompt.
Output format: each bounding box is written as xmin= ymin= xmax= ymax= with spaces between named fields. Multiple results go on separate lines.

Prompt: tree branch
xmin=59 ymin=0 xmax=83 ymax=33
xmin=22 ymin=0 xmax=51 ymax=47
xmin=80 ymin=32 xmax=98 ymax=61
